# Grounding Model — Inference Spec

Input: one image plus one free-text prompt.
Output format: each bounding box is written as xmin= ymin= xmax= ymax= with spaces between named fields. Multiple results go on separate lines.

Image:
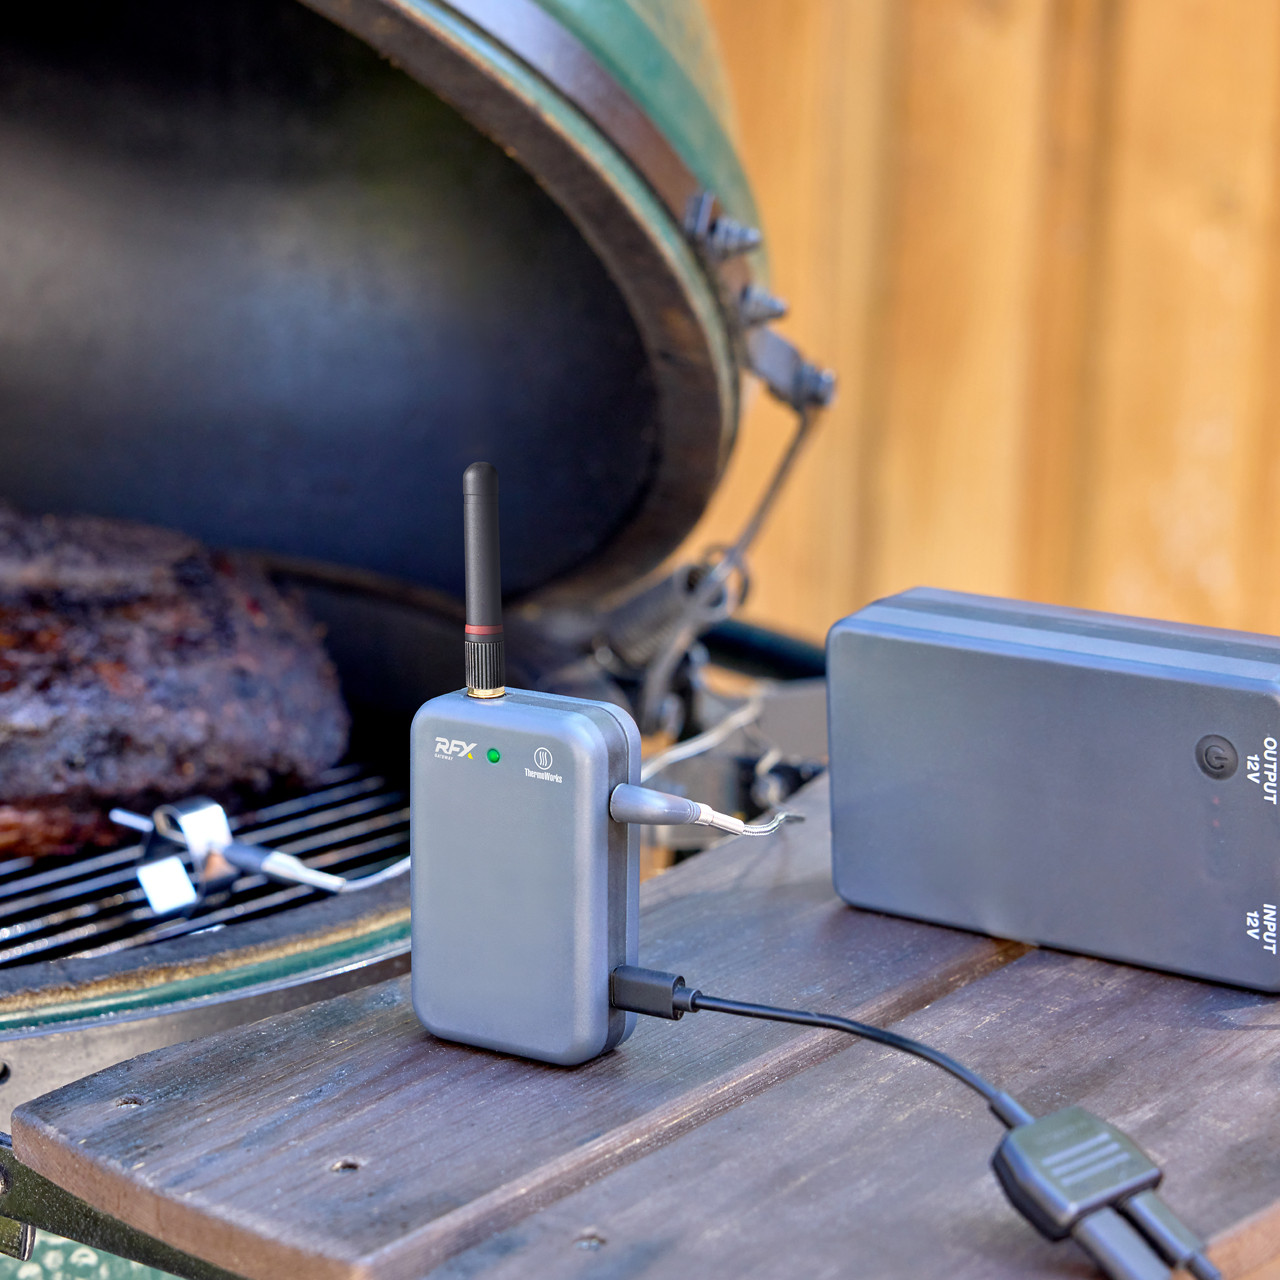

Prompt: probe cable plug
xmin=609 ymin=782 xmax=804 ymax=837
xmin=609 ymin=965 xmax=1220 ymax=1280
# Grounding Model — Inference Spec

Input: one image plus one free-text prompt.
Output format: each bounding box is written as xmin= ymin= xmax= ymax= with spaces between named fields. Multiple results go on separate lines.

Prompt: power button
xmin=1195 ymin=735 xmax=1238 ymax=780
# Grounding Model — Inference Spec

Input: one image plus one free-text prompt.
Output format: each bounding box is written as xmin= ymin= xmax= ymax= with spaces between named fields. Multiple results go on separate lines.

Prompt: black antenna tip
xmin=463 ymin=461 xmax=498 ymax=498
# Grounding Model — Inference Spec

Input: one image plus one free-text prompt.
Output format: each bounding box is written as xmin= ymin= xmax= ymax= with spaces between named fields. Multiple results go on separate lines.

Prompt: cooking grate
xmin=0 ymin=764 xmax=409 ymax=968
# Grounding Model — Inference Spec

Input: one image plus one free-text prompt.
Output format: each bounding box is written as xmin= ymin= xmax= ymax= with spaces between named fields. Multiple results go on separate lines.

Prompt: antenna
xmin=463 ymin=461 xmax=505 ymax=698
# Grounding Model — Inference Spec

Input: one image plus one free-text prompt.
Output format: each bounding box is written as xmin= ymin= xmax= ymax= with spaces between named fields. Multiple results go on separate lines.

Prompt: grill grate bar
xmin=300 ymin=762 xmax=368 ymax=789
xmin=0 ymin=763 xmax=409 ymax=969
xmin=0 ymin=845 xmax=145 ymax=903
xmin=0 ymin=788 xmax=403 ymax=921
xmin=78 ymin=886 xmax=320 ymax=958
xmin=0 ymin=902 xmax=156 ymax=965
xmin=264 ymin=809 xmax=409 ymax=858
xmin=0 ymin=855 xmax=39 ymax=885
xmin=0 ymin=862 xmax=154 ymax=924
xmin=240 ymin=793 xmax=404 ymax=845
xmin=0 ymin=776 xmax=394 ymax=909
xmin=73 ymin=831 xmax=413 ymax=959
xmin=297 ymin=829 xmax=409 ymax=873
xmin=0 ymin=805 xmax=408 ymax=930
xmin=232 ymin=773 xmax=390 ymax=828
xmin=0 ymin=890 xmax=142 ymax=946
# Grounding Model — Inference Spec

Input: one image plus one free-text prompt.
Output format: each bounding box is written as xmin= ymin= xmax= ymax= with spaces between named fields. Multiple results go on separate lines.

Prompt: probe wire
xmin=640 ymin=695 xmax=765 ymax=782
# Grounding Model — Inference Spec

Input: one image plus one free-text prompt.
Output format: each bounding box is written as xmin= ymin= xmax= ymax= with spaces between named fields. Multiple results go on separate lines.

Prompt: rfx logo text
xmin=435 ymin=738 xmax=477 ymax=760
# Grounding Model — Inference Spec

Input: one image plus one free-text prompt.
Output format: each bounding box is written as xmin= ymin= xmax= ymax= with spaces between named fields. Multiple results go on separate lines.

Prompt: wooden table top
xmin=10 ymin=775 xmax=1279 ymax=1280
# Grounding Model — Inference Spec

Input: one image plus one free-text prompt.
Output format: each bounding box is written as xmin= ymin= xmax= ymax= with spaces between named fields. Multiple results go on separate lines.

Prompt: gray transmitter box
xmin=411 ymin=687 xmax=640 ymax=1064
xmin=828 ymin=587 xmax=1280 ymax=992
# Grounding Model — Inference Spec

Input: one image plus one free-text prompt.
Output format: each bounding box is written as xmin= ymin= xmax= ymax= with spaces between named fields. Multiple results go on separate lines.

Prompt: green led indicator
xmin=487 ymin=748 xmax=501 ymax=764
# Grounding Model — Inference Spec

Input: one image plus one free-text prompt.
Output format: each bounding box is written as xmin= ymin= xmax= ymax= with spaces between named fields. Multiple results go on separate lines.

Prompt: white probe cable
xmin=639 ymin=694 xmax=766 ymax=783
xmin=109 ymin=807 xmax=409 ymax=894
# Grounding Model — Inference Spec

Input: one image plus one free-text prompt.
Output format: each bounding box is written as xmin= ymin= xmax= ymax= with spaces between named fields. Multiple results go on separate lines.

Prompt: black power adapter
xmin=828 ymin=587 xmax=1280 ymax=991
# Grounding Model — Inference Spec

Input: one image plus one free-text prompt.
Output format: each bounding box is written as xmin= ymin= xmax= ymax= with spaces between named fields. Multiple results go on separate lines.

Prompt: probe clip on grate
xmin=112 ymin=797 xmax=409 ymax=914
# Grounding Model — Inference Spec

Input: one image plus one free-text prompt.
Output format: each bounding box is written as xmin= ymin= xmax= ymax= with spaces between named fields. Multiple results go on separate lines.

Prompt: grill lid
xmin=0 ymin=0 xmax=790 ymax=603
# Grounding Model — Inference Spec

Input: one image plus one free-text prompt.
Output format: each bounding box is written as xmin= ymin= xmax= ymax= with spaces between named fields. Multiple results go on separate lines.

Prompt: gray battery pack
xmin=411 ymin=686 xmax=639 ymax=1064
xmin=828 ymin=587 xmax=1280 ymax=992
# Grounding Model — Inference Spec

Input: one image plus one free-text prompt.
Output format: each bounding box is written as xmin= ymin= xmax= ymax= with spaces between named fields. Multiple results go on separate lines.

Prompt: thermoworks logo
xmin=526 ymin=745 xmax=562 ymax=785
xmin=435 ymin=738 xmax=476 ymax=761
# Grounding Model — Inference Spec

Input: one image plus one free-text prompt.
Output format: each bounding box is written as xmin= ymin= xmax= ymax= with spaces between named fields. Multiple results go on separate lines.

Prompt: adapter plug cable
xmin=610 ymin=783 xmax=804 ymax=837
xmin=610 ymin=965 xmax=1219 ymax=1280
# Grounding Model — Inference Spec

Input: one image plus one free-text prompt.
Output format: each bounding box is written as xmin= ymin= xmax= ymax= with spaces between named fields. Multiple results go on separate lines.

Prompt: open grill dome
xmin=0 ymin=0 xmax=767 ymax=1124
xmin=0 ymin=0 xmax=758 ymax=604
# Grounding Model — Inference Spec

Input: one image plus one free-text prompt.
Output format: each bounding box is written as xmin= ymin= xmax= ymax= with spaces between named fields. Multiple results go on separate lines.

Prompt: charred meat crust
xmin=0 ymin=510 xmax=350 ymax=854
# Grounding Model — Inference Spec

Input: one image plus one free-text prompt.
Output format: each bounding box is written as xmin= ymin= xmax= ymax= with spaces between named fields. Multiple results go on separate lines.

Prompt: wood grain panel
xmin=694 ymin=0 xmax=1055 ymax=639
xmin=29 ymin=907 xmax=1280 ymax=1276
xmin=864 ymin=0 xmax=1050 ymax=604
xmin=688 ymin=0 xmax=894 ymax=639
xmin=1079 ymin=0 xmax=1280 ymax=629
xmin=698 ymin=0 xmax=1280 ymax=643
xmin=1018 ymin=0 xmax=1116 ymax=605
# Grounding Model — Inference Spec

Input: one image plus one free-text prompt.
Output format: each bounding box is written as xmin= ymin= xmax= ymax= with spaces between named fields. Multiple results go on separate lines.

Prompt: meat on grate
xmin=0 ymin=508 xmax=349 ymax=854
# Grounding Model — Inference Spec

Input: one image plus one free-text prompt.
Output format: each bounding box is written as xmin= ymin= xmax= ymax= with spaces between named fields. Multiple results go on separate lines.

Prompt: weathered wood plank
xmin=433 ymin=948 xmax=1280 ymax=1279
xmin=10 ymin=777 xmax=1021 ymax=1280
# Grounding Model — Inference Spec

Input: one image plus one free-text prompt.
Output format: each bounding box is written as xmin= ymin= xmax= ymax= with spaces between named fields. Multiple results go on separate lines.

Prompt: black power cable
xmin=610 ymin=965 xmax=1220 ymax=1280
xmin=689 ymin=991 xmax=1032 ymax=1126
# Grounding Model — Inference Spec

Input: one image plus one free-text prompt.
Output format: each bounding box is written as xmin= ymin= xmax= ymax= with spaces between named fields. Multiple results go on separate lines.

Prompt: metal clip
xmin=135 ymin=853 xmax=199 ymax=916
xmin=152 ymin=797 xmax=234 ymax=865
xmin=684 ymin=191 xmax=763 ymax=260
xmin=0 ymin=1212 xmax=34 ymax=1262
xmin=745 ymin=328 xmax=836 ymax=410
xmin=137 ymin=798 xmax=238 ymax=913
xmin=113 ymin=802 xmax=366 ymax=901
xmin=738 ymin=284 xmax=788 ymax=327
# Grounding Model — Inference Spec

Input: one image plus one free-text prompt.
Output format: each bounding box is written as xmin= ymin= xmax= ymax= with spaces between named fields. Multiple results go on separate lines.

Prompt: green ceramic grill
xmin=0 ymin=1 xmax=830 ymax=1272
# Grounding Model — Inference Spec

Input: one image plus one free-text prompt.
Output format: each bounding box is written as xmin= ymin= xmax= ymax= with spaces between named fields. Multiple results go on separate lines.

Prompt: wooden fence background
xmin=684 ymin=0 xmax=1280 ymax=644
